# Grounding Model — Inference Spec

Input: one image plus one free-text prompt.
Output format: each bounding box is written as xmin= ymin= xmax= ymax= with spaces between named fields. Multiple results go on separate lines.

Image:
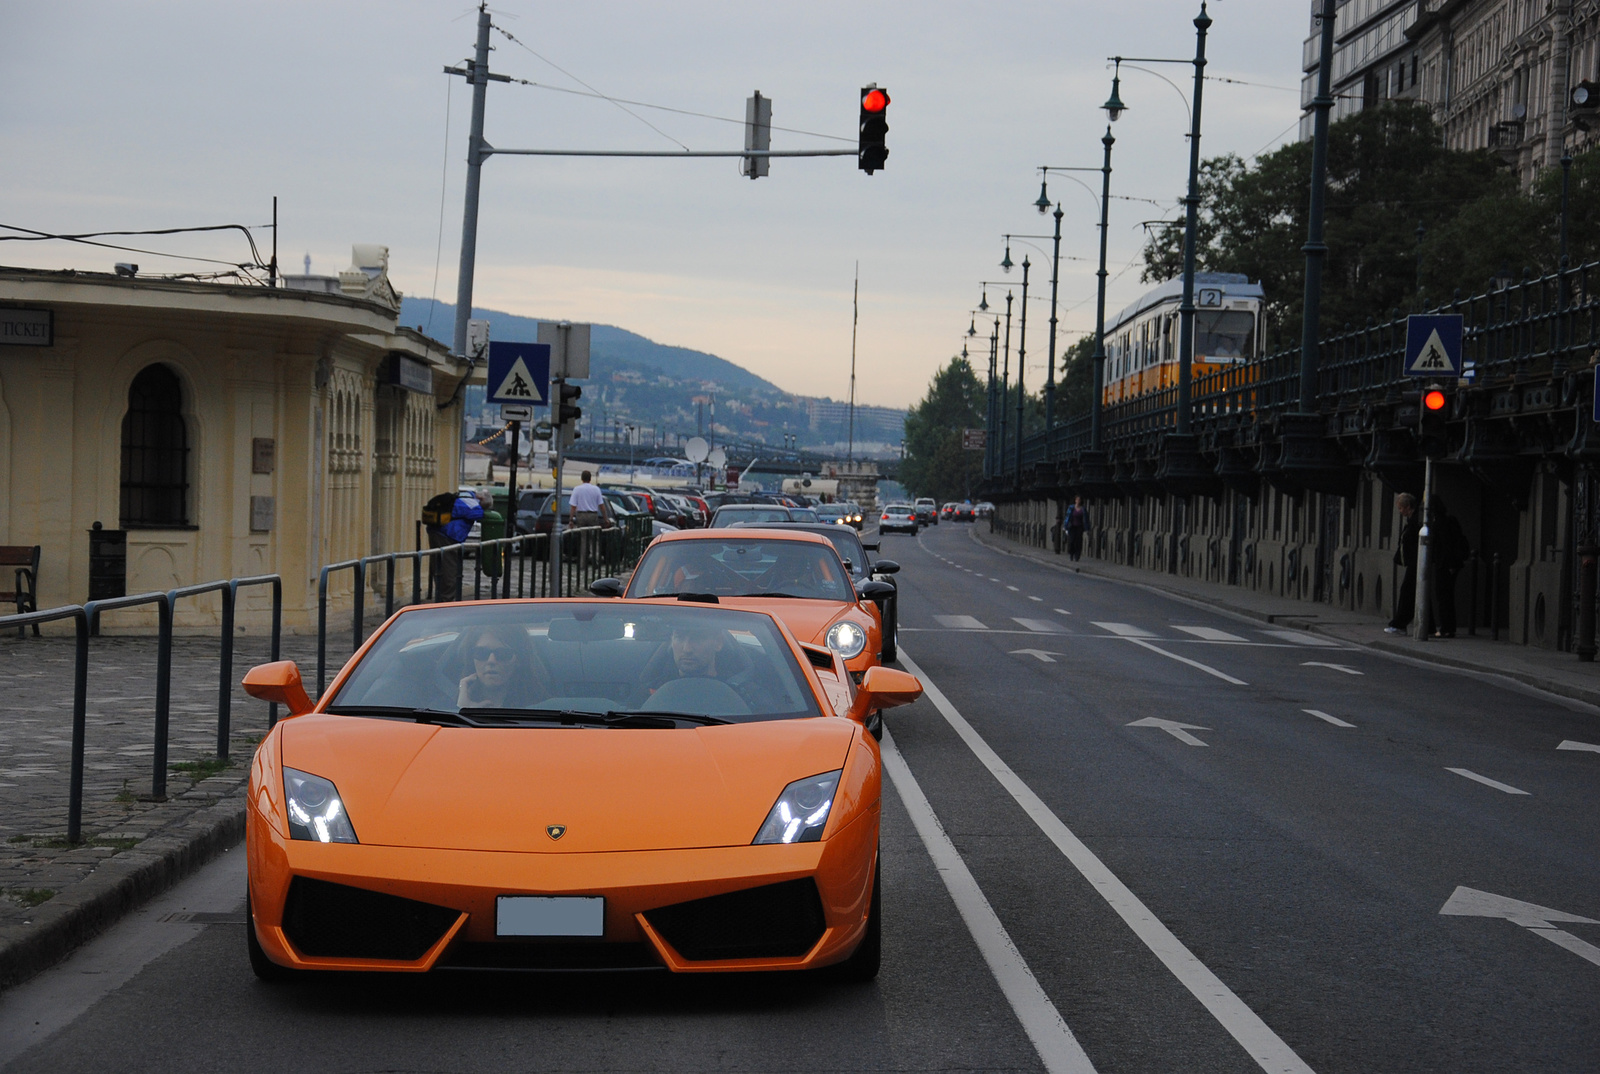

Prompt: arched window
xmin=120 ymin=364 xmax=190 ymax=527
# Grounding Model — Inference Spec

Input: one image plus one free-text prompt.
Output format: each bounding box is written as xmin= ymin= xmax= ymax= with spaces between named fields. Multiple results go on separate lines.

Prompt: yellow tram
xmin=1103 ymin=273 xmax=1264 ymax=404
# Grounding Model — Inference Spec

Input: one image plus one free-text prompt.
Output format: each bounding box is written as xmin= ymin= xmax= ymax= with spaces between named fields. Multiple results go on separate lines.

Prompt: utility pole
xmin=848 ymin=262 xmax=859 ymax=462
xmin=1297 ymin=0 xmax=1336 ymax=412
xmin=447 ymin=4 xmax=509 ymax=361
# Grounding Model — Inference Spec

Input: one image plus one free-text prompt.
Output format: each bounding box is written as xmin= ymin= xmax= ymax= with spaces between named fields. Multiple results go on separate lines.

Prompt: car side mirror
xmin=861 ymin=541 xmax=880 ymax=552
xmin=872 ymin=560 xmax=899 ymax=575
xmin=242 ymin=661 xmax=313 ymax=717
xmin=588 ymin=577 xmax=624 ymax=597
xmin=859 ymin=580 xmax=895 ymax=600
xmin=848 ymin=665 xmax=922 ymax=722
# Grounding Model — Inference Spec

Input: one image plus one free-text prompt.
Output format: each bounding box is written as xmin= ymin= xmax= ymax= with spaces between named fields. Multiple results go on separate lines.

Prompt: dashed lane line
xmin=881 ymin=728 xmax=1097 ymax=1074
xmin=1446 ymin=767 xmax=1530 ymax=795
xmin=1054 ymin=608 xmax=1074 ymax=616
xmin=1303 ymin=709 xmax=1357 ymax=728
xmin=896 ymin=649 xmax=1316 ymax=1074
xmin=1007 ymin=585 xmax=1021 ymax=592
xmin=1029 ymin=596 xmax=1044 ymax=602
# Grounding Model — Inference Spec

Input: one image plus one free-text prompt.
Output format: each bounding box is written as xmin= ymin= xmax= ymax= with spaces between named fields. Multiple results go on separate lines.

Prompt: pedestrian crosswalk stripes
xmin=1260 ymin=629 xmax=1340 ymax=646
xmin=1012 ymin=617 xmax=1068 ymax=633
xmin=1092 ymin=622 xmax=1157 ymax=638
xmin=935 ymin=615 xmax=989 ymax=630
xmin=910 ymin=616 xmax=1353 ymax=651
xmin=1172 ymin=625 xmax=1248 ymax=642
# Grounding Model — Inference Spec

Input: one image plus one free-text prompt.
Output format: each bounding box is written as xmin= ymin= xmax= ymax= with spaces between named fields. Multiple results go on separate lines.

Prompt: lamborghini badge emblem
xmin=546 ymin=824 xmax=567 ymax=840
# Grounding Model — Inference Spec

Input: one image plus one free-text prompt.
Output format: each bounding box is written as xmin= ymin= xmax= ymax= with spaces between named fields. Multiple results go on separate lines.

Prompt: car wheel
xmin=832 ymin=857 xmax=881 ymax=983
xmin=246 ymin=887 xmax=298 ymax=983
xmin=880 ymin=597 xmax=898 ymax=663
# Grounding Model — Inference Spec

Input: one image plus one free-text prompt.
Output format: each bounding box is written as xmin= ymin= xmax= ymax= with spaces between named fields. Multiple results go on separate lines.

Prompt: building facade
xmin=0 ymin=247 xmax=468 ymax=632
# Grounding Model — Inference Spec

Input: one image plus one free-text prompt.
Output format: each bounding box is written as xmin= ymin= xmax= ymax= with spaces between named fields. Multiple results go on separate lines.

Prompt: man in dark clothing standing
xmin=1429 ymin=500 xmax=1467 ymax=638
xmin=1064 ymin=496 xmax=1090 ymax=562
xmin=1386 ymin=492 xmax=1419 ymax=634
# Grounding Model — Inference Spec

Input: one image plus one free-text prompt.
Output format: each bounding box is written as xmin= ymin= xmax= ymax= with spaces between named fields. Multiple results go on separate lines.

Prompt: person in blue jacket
xmin=428 ymin=489 xmax=485 ymax=602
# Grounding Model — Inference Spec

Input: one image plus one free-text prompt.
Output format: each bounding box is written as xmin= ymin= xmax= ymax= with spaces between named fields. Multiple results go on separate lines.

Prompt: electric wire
xmin=0 ymin=224 xmax=265 ymax=273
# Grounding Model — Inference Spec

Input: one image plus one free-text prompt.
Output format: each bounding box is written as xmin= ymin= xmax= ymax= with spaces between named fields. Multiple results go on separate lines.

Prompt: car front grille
xmin=440 ymin=941 xmax=662 ymax=971
xmin=281 ymin=877 xmax=461 ymax=961
xmin=644 ymin=878 xmax=826 ymax=961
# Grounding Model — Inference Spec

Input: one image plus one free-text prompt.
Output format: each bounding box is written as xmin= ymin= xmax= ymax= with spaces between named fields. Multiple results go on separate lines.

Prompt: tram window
xmin=1195 ymin=310 xmax=1255 ymax=359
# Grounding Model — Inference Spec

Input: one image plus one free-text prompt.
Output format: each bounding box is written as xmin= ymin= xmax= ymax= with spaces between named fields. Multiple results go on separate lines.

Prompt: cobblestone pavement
xmin=0 ymin=631 xmax=331 ymax=935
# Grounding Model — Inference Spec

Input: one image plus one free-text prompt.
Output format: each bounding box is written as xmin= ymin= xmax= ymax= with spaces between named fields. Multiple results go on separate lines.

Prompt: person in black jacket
xmin=1386 ymin=492 xmax=1420 ymax=634
xmin=1429 ymin=500 xmax=1468 ymax=638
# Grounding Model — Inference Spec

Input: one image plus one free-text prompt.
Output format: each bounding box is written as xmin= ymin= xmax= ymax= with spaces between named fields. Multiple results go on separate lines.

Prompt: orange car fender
xmin=249 ymin=726 xmax=288 ymax=841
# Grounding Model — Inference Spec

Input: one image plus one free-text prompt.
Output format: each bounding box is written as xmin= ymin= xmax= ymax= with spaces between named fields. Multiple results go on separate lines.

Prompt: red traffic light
xmin=862 ymin=88 xmax=890 ymax=112
xmin=1423 ymin=388 xmax=1447 ymax=411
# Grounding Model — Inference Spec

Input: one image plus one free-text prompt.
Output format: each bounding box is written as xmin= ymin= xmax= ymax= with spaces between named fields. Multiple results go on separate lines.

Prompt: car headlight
xmin=753 ymin=770 xmax=842 ymax=844
xmin=284 ymin=767 xmax=358 ymax=843
xmin=825 ymin=620 xmax=867 ymax=660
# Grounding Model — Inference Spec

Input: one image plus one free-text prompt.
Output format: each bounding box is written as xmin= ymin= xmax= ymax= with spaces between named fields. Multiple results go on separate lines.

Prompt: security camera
xmin=114 ymin=263 xmax=138 ymax=277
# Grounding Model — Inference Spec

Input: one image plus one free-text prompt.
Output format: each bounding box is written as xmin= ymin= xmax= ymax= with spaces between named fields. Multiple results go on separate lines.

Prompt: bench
xmin=0 ymin=545 xmax=40 ymax=636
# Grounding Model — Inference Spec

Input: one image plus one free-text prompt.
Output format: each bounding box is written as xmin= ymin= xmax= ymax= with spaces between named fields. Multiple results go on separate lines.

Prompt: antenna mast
xmin=848 ymin=262 xmax=858 ymax=462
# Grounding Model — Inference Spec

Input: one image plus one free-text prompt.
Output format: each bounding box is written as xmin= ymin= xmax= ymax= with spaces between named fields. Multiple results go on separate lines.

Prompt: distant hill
xmin=400 ymin=299 xmax=782 ymax=395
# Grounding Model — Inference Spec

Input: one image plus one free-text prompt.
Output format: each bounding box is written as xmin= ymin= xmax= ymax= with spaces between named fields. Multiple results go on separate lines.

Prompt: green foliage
xmin=901 ymin=357 xmax=985 ymax=502
xmin=1137 ymin=105 xmax=1596 ymax=346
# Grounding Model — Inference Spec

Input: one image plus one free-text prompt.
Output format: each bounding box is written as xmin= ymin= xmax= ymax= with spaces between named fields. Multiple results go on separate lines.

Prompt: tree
xmin=901 ymin=356 xmax=985 ymax=502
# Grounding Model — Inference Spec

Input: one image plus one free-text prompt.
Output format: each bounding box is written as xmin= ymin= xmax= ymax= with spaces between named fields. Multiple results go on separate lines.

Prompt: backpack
xmin=421 ymin=492 xmax=457 ymax=527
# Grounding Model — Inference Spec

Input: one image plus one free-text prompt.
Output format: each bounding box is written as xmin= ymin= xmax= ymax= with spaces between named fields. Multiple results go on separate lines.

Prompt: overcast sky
xmin=3 ymin=1 xmax=1311 ymax=408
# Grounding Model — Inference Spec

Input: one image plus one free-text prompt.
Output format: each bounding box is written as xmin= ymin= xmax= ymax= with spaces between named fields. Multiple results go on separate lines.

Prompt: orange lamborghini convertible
xmin=598 ymin=530 xmax=894 ymax=682
xmin=240 ymin=599 xmax=921 ymax=979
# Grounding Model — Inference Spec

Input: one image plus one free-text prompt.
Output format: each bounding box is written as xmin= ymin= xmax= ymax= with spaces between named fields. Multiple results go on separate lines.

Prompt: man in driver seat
xmin=670 ymin=621 xmax=726 ymax=679
xmin=639 ymin=619 xmax=764 ymax=711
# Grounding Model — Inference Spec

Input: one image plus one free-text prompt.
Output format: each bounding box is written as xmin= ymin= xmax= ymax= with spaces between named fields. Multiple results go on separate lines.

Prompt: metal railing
xmin=0 ymin=573 xmax=282 ymax=843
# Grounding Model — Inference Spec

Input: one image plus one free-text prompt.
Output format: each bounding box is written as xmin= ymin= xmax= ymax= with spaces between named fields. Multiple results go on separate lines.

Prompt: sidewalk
xmin=0 ymin=631 xmax=326 ymax=989
xmin=969 ymin=525 xmax=1600 ymax=712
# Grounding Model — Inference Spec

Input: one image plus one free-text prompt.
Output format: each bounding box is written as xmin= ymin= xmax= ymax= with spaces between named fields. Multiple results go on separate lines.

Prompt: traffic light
xmin=1417 ymin=381 xmax=1449 ymax=457
xmin=858 ymin=85 xmax=889 ymax=174
xmin=555 ymin=382 xmax=583 ymax=430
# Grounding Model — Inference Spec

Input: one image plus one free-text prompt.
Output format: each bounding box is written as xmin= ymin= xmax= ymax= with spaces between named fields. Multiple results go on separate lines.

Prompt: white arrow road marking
xmin=1173 ymin=625 xmax=1248 ymax=642
xmin=1302 ymin=709 xmax=1356 ymax=728
xmin=897 ymin=649 xmax=1315 ymax=1074
xmin=880 ymin=728 xmax=1098 ymax=1073
xmin=1128 ymin=716 xmax=1212 ymax=746
xmin=1446 ymin=767 xmax=1530 ymax=795
xmin=1557 ymin=739 xmax=1600 ymax=754
xmin=936 ymin=615 xmax=988 ymax=630
xmin=1301 ymin=661 xmax=1363 ymax=675
xmin=1011 ymin=649 xmax=1061 ymax=663
xmin=1440 ymin=886 xmax=1600 ymax=968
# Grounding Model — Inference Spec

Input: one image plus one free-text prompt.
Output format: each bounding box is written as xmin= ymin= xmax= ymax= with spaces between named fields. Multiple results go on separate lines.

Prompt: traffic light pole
xmin=549 ymin=376 xmax=566 ymax=598
xmin=1414 ymin=457 xmax=1434 ymax=642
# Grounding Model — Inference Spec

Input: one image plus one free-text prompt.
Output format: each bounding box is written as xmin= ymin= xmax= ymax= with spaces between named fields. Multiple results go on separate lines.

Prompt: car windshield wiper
xmin=324 ymin=704 xmax=475 ymax=725
xmin=604 ymin=709 xmax=731 ymax=727
xmin=466 ymin=708 xmax=727 ymax=729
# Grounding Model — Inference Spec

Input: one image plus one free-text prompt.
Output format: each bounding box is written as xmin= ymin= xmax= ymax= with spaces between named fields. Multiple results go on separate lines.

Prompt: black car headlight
xmin=825 ymin=620 xmax=867 ymax=660
xmin=284 ymin=767 xmax=358 ymax=843
xmin=753 ymin=770 xmax=842 ymax=844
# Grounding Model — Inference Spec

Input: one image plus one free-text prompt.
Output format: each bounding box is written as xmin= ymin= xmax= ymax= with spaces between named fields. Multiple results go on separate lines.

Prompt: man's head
xmin=1397 ymin=492 xmax=1417 ymax=517
xmin=670 ymin=622 xmax=723 ymax=677
xmin=581 ymin=470 xmax=592 ymax=483
xmin=1073 ymin=495 xmax=1083 ymax=506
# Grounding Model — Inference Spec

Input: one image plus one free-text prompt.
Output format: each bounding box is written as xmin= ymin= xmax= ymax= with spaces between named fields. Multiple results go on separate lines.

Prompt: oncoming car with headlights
xmin=240 ymin=600 xmax=923 ymax=980
xmin=599 ymin=530 xmax=889 ymax=679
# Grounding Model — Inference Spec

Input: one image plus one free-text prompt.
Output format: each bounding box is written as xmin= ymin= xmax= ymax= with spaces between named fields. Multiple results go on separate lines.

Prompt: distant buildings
xmin=805 ymin=399 xmax=906 ymax=444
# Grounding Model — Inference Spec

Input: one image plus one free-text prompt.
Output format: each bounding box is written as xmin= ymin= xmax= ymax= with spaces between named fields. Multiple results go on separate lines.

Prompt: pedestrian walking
xmin=1429 ymin=499 xmax=1468 ymax=638
xmin=1064 ymin=496 xmax=1090 ymax=562
xmin=570 ymin=470 xmax=605 ymax=530
xmin=1386 ymin=492 xmax=1420 ymax=633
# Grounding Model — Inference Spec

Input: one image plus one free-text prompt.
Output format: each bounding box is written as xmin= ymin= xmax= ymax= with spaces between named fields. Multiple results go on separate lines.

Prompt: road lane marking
xmin=1013 ymin=618 xmax=1068 ymax=633
xmin=1302 ymin=709 xmax=1356 ymax=728
xmin=990 ymin=577 xmax=1002 ymax=582
xmin=1029 ymin=595 xmax=1044 ymax=602
xmin=1010 ymin=649 xmax=1061 ymax=663
xmin=1091 ymin=622 xmax=1156 ymax=637
xmin=880 ymin=728 xmax=1098 ymax=1074
xmin=1172 ymin=625 xmax=1247 ymax=643
xmin=1007 ymin=585 xmax=1020 ymax=592
xmin=1445 ymin=767 xmax=1530 ymax=795
xmin=1440 ymin=886 xmax=1600 ymax=968
xmin=1260 ymin=629 xmax=1339 ymax=647
xmin=1128 ymin=638 xmax=1250 ymax=685
xmin=1301 ymin=661 xmax=1362 ymax=675
xmin=936 ymin=615 xmax=989 ymax=630
xmin=1127 ymin=717 xmax=1211 ymax=746
xmin=1557 ymin=739 xmax=1600 ymax=754
xmin=1054 ymin=608 xmax=1073 ymax=616
xmin=896 ymin=649 xmax=1316 ymax=1074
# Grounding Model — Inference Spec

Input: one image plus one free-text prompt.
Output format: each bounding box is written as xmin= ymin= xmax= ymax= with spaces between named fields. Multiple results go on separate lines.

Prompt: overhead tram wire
xmin=0 ymin=224 xmax=270 ymax=275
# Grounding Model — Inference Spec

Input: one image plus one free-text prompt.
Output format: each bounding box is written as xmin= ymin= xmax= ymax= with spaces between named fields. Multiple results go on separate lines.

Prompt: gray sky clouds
xmin=2 ymin=1 xmax=1309 ymax=407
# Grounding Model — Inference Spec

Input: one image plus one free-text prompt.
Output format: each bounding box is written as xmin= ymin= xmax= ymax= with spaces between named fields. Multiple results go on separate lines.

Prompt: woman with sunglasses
xmin=455 ymin=624 xmax=546 ymax=710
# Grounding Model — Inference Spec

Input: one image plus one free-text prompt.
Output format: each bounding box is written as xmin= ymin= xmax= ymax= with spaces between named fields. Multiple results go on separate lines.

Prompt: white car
xmin=878 ymin=503 xmax=919 ymax=534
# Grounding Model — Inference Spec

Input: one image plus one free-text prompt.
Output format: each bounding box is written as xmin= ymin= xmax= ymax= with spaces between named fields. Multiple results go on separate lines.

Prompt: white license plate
xmin=496 ymin=895 xmax=605 ymax=937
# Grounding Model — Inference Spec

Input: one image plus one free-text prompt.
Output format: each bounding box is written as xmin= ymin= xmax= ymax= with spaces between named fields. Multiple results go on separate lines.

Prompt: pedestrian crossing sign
xmin=1403 ymin=314 xmax=1463 ymax=377
xmin=486 ymin=342 xmax=551 ymax=405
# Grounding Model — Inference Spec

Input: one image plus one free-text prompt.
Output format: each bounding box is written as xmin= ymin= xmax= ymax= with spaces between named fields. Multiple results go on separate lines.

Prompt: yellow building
xmin=0 ymin=246 xmax=468 ymax=631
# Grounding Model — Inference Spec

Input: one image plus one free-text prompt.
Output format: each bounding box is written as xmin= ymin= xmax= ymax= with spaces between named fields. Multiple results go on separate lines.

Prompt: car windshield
xmin=329 ymin=602 xmax=821 ymax=723
xmin=628 ymin=538 xmax=855 ymax=602
xmin=1195 ymin=310 xmax=1255 ymax=360
xmin=714 ymin=507 xmax=791 ymax=525
xmin=789 ymin=508 xmax=820 ymax=523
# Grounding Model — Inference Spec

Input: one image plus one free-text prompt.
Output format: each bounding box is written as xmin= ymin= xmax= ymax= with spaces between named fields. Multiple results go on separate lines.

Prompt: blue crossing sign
xmin=1404 ymin=314 xmax=1464 ymax=377
xmin=486 ymin=342 xmax=550 ymax=406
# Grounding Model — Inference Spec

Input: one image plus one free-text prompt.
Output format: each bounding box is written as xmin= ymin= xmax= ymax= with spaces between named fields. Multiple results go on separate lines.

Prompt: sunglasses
xmin=471 ymin=646 xmax=514 ymax=662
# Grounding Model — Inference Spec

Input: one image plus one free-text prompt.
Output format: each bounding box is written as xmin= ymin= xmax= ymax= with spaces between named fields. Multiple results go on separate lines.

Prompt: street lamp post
xmin=1298 ymin=0 xmax=1335 ymax=411
xmin=987 ymin=318 xmax=1000 ymax=478
xmin=1015 ymin=257 xmax=1031 ymax=487
xmin=999 ymin=290 xmax=1014 ymax=478
xmin=1032 ymin=184 xmax=1065 ymax=433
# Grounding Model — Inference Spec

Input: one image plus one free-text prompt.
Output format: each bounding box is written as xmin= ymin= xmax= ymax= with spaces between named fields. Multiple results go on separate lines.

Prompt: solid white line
xmin=880 ymin=728 xmax=1097 ymax=1074
xmin=1302 ymin=709 xmax=1356 ymax=728
xmin=1129 ymin=638 xmax=1250 ymax=685
xmin=897 ymin=648 xmax=1315 ymax=1074
xmin=1445 ymin=767 xmax=1530 ymax=795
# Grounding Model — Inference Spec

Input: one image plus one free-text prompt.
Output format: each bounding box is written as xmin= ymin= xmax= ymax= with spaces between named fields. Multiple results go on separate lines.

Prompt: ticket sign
xmin=486 ymin=342 xmax=550 ymax=406
xmin=1404 ymin=314 xmax=1464 ymax=377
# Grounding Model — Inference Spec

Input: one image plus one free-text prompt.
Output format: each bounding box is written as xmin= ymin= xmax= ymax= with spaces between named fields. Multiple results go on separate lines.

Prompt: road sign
xmin=1404 ymin=314 xmax=1464 ymax=377
xmin=486 ymin=342 xmax=550 ymax=406
xmin=962 ymin=428 xmax=986 ymax=451
xmin=499 ymin=403 xmax=534 ymax=422
xmin=537 ymin=322 xmax=590 ymax=379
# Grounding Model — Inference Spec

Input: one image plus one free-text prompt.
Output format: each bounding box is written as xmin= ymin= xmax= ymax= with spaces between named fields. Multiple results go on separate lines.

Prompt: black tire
xmin=246 ymin=887 xmax=299 ymax=983
xmin=832 ymin=857 xmax=881 ymax=983
xmin=880 ymin=595 xmax=898 ymax=664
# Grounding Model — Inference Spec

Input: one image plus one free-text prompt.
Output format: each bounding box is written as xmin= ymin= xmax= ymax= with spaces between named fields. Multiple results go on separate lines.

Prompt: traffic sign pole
xmin=549 ymin=376 xmax=565 ymax=598
xmin=1415 ymin=457 xmax=1433 ymax=642
xmin=506 ymin=420 xmax=520 ymax=548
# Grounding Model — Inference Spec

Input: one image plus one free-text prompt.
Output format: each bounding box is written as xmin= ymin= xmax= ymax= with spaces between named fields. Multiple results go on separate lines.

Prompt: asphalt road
xmin=3 ymin=521 xmax=1596 ymax=1073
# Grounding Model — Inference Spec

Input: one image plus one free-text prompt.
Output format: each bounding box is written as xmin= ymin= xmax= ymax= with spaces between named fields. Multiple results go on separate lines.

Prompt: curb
xmin=0 ymin=795 xmax=246 ymax=991
xmin=967 ymin=525 xmax=1600 ymax=712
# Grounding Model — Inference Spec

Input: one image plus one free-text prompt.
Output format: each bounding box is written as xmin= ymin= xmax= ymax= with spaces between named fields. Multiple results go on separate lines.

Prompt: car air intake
xmin=281 ymin=877 xmax=460 ymax=961
xmin=644 ymin=878 xmax=825 ymax=961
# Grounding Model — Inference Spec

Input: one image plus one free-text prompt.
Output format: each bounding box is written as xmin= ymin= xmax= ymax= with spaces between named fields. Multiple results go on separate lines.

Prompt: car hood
xmin=279 ymin=714 xmax=856 ymax=853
